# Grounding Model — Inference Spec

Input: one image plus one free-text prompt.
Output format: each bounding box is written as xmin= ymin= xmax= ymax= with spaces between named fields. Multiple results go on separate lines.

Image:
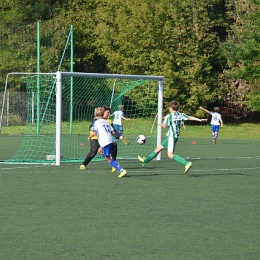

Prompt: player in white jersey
xmin=88 ymin=107 xmax=127 ymax=178
xmin=199 ymin=106 xmax=224 ymax=144
xmin=111 ymin=105 xmax=131 ymax=136
xmin=138 ymin=100 xmax=207 ymax=174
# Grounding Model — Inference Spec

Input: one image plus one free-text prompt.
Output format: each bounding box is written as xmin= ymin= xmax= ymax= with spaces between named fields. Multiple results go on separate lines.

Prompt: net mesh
xmin=5 ymin=74 xmax=159 ymax=164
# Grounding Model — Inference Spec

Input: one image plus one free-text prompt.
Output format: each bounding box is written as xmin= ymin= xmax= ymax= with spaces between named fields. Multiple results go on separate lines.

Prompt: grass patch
xmin=0 ymin=138 xmax=260 ymax=259
xmin=1 ymin=122 xmax=260 ymax=139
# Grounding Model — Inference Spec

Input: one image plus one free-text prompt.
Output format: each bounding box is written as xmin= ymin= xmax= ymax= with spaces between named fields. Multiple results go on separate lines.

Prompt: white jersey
xmin=92 ymin=118 xmax=114 ymax=147
xmin=113 ymin=110 xmax=124 ymax=125
xmin=210 ymin=112 xmax=221 ymax=125
xmin=163 ymin=112 xmax=189 ymax=138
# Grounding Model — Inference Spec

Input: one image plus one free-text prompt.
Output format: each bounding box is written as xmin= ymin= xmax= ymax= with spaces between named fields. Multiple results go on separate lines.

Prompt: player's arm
xmin=89 ymin=118 xmax=97 ymax=131
xmin=122 ymin=116 xmax=131 ymax=120
xmin=110 ymin=123 xmax=120 ymax=139
xmin=159 ymin=123 xmax=167 ymax=128
xmin=88 ymin=132 xmax=97 ymax=140
xmin=111 ymin=130 xmax=130 ymax=145
xmin=188 ymin=116 xmax=208 ymax=122
xmin=110 ymin=122 xmax=130 ymax=145
xmin=220 ymin=118 xmax=224 ymax=127
xmin=111 ymin=130 xmax=121 ymax=139
xmin=199 ymin=106 xmax=210 ymax=114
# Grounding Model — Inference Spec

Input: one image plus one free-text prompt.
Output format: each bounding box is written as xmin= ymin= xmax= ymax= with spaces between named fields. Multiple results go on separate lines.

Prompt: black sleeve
xmin=112 ymin=131 xmax=121 ymax=139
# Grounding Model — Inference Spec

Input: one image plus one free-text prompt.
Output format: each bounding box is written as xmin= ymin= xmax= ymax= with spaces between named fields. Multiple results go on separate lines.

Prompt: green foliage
xmin=221 ymin=0 xmax=260 ymax=112
xmin=93 ymin=0 xmax=227 ymax=113
xmin=1 ymin=0 xmax=260 ymax=115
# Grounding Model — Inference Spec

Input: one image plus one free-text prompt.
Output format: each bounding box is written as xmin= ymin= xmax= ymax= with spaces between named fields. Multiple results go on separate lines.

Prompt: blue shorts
xmin=114 ymin=124 xmax=123 ymax=132
xmin=102 ymin=143 xmax=114 ymax=157
xmin=211 ymin=124 xmax=220 ymax=133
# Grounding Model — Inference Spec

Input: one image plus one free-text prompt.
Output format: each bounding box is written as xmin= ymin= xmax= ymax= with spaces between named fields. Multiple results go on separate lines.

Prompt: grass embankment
xmin=1 ymin=122 xmax=260 ymax=139
xmin=181 ymin=123 xmax=260 ymax=139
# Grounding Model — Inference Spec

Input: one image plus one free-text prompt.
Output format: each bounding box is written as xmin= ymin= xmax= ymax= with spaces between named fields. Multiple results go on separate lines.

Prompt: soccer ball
xmin=137 ymin=135 xmax=146 ymax=145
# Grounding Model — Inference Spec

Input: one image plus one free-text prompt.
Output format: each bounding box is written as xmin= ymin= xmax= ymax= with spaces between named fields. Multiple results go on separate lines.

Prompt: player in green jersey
xmin=138 ymin=100 xmax=207 ymax=174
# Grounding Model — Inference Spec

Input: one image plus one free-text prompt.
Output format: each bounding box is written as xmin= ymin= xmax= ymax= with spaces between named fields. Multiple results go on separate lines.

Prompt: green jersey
xmin=163 ymin=111 xmax=189 ymax=138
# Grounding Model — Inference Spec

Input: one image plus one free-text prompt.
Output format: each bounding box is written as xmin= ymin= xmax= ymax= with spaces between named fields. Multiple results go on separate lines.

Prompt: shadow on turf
xmin=189 ymin=172 xmax=247 ymax=177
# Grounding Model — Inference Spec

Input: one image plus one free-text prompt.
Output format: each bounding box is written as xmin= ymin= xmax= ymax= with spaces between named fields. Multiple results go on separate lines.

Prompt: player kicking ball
xmin=138 ymin=100 xmax=207 ymax=174
xmin=88 ymin=107 xmax=127 ymax=178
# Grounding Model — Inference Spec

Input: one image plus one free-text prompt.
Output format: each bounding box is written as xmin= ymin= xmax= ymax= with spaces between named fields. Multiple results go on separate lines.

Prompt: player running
xmin=88 ymin=107 xmax=127 ymax=178
xmin=138 ymin=100 xmax=207 ymax=174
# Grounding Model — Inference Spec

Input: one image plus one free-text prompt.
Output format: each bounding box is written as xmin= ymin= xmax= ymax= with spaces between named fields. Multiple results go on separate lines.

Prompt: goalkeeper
xmin=79 ymin=106 xmax=130 ymax=171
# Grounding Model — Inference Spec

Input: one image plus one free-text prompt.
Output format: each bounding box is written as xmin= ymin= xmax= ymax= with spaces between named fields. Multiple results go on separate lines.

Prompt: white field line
xmin=0 ymin=156 xmax=259 ymax=171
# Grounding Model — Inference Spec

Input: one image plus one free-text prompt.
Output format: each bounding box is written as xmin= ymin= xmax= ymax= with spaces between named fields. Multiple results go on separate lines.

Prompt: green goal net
xmin=1 ymin=72 xmax=164 ymax=164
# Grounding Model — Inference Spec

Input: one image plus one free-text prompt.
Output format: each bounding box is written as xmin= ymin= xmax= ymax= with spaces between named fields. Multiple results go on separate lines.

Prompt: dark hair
xmin=103 ymin=105 xmax=111 ymax=111
xmin=168 ymin=100 xmax=180 ymax=111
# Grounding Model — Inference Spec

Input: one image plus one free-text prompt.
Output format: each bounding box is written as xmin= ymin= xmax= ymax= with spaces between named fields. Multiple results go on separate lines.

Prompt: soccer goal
xmin=1 ymin=72 xmax=164 ymax=165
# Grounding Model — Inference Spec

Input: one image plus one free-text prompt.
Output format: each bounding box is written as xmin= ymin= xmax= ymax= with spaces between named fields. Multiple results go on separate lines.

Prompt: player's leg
xmin=103 ymin=144 xmax=127 ymax=177
xmin=168 ymin=137 xmax=192 ymax=174
xmin=138 ymin=138 xmax=167 ymax=166
xmin=80 ymin=140 xmax=100 ymax=169
xmin=211 ymin=125 xmax=216 ymax=144
xmin=111 ymin=142 xmax=118 ymax=172
xmin=111 ymin=142 xmax=117 ymax=160
xmin=114 ymin=124 xmax=123 ymax=136
xmin=214 ymin=125 xmax=220 ymax=144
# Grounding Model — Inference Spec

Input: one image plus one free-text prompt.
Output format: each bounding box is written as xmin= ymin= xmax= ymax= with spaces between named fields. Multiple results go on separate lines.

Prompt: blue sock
xmin=110 ymin=159 xmax=123 ymax=172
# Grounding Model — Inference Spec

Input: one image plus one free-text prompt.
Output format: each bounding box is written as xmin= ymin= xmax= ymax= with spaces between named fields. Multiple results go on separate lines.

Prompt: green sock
xmin=172 ymin=154 xmax=188 ymax=166
xmin=144 ymin=152 xmax=157 ymax=163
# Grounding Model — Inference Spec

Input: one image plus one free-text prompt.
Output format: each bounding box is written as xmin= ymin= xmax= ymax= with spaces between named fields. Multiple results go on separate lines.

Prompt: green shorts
xmin=161 ymin=136 xmax=178 ymax=152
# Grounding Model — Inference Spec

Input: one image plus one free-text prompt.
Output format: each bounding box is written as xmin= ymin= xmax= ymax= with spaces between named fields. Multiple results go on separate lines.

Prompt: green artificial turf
xmin=0 ymin=137 xmax=260 ymax=259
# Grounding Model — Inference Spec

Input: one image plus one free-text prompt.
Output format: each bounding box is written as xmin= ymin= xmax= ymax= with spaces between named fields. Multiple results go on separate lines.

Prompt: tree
xmin=221 ymin=0 xmax=260 ymax=113
xmin=94 ymin=0 xmax=229 ymax=114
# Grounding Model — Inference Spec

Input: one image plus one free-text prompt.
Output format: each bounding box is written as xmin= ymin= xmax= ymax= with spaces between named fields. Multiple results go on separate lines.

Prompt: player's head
xmin=103 ymin=105 xmax=111 ymax=119
xmin=168 ymin=100 xmax=180 ymax=111
xmin=94 ymin=107 xmax=104 ymax=118
xmin=119 ymin=105 xmax=124 ymax=110
xmin=214 ymin=107 xmax=219 ymax=112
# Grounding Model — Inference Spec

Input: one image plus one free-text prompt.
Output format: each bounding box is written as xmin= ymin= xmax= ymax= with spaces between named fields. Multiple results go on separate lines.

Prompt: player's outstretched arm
xmin=199 ymin=106 xmax=210 ymax=114
xmin=188 ymin=116 xmax=207 ymax=122
xmin=122 ymin=116 xmax=131 ymax=120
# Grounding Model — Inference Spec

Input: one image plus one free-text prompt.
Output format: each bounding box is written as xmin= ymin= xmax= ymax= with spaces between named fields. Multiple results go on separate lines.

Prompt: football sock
xmin=144 ymin=152 xmax=157 ymax=163
xmin=110 ymin=159 xmax=122 ymax=172
xmin=172 ymin=154 xmax=188 ymax=166
xmin=212 ymin=134 xmax=215 ymax=140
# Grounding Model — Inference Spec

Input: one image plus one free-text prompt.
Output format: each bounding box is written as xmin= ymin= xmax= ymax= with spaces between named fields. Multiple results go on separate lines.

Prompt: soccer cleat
xmin=121 ymin=136 xmax=130 ymax=145
xmin=184 ymin=162 xmax=193 ymax=174
xmin=79 ymin=165 xmax=86 ymax=170
xmin=138 ymin=156 xmax=147 ymax=167
xmin=111 ymin=167 xmax=116 ymax=173
xmin=118 ymin=169 xmax=127 ymax=178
